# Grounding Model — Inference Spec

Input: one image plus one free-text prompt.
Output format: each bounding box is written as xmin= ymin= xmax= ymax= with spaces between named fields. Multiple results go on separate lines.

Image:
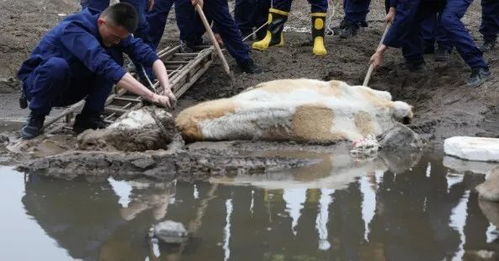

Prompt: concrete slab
xmin=444 ymin=136 xmax=499 ymax=162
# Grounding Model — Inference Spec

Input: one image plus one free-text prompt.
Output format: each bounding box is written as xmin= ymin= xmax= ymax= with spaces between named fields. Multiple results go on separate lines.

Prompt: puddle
xmin=2 ymin=153 xmax=499 ymax=260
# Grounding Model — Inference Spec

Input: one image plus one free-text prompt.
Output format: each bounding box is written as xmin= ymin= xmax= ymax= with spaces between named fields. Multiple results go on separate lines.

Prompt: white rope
xmin=326 ymin=0 xmax=340 ymax=35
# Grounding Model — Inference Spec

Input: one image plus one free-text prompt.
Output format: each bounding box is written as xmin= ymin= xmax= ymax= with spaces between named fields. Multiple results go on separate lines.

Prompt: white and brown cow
xmin=176 ymin=78 xmax=413 ymax=143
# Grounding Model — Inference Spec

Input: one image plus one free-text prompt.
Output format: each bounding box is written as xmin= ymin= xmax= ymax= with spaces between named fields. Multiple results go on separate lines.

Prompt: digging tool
xmin=362 ymin=22 xmax=391 ymax=87
xmin=194 ymin=4 xmax=232 ymax=77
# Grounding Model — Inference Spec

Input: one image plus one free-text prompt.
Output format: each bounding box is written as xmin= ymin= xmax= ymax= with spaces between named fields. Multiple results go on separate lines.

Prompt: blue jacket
xmin=18 ymin=8 xmax=159 ymax=84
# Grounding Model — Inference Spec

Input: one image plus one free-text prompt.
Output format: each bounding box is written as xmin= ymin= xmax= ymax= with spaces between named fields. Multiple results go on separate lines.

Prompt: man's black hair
xmin=101 ymin=2 xmax=138 ymax=33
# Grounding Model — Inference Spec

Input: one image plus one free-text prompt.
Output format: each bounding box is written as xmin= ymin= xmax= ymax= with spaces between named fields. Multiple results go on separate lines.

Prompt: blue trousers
xmin=234 ymin=0 xmax=270 ymax=36
xmin=174 ymin=0 xmax=251 ymax=63
xmin=23 ymin=57 xmax=113 ymax=116
xmin=421 ymin=13 xmax=452 ymax=52
xmin=440 ymin=0 xmax=488 ymax=69
xmin=392 ymin=0 xmax=487 ymax=69
xmin=480 ymin=0 xmax=499 ymax=42
xmin=80 ymin=0 xmax=151 ymax=44
xmin=146 ymin=0 xmax=175 ymax=49
xmin=342 ymin=0 xmax=371 ymax=26
xmin=273 ymin=0 xmax=328 ymax=13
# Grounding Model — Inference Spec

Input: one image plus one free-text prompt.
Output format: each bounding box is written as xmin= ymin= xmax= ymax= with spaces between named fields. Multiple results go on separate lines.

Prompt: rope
xmin=326 ymin=0 xmax=340 ymax=35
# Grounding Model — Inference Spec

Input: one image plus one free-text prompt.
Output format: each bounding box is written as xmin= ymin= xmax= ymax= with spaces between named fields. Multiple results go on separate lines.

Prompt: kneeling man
xmin=17 ymin=3 xmax=176 ymax=139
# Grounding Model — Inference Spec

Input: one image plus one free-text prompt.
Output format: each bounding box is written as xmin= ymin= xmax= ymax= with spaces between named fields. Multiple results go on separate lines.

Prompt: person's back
xmin=19 ymin=9 xmax=103 ymax=81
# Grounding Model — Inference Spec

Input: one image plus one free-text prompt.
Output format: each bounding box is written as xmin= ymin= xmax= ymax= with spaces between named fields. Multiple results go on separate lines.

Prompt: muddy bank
xmin=17 ymin=139 xmax=422 ymax=183
xmin=0 ymin=0 xmax=497 ymax=163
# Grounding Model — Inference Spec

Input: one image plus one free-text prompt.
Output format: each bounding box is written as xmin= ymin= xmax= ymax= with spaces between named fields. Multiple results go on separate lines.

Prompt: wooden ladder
xmin=43 ymin=45 xmax=215 ymax=134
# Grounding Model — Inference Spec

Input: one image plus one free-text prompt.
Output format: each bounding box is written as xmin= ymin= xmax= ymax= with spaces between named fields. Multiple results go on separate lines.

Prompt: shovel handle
xmin=195 ymin=4 xmax=231 ymax=76
xmin=363 ymin=23 xmax=391 ymax=87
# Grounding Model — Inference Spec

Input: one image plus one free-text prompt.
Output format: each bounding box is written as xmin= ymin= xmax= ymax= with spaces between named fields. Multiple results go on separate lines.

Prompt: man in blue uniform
xmin=480 ymin=0 xmax=498 ymax=52
xmin=17 ymin=3 xmax=176 ymax=139
xmin=174 ymin=0 xmax=263 ymax=73
xmin=369 ymin=0 xmax=492 ymax=87
xmin=339 ymin=0 xmax=371 ymax=38
xmin=251 ymin=0 xmax=329 ymax=56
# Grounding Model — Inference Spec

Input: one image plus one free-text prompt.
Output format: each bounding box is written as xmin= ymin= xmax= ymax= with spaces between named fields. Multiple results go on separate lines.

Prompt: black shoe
xmin=467 ymin=67 xmax=492 ymax=88
xmin=434 ymin=48 xmax=451 ymax=62
xmin=404 ymin=62 xmax=427 ymax=73
xmin=179 ymin=40 xmax=207 ymax=52
xmin=480 ymin=40 xmax=496 ymax=52
xmin=339 ymin=23 xmax=360 ymax=39
xmin=20 ymin=112 xmax=45 ymax=139
xmin=73 ymin=113 xmax=108 ymax=134
xmin=238 ymin=59 xmax=263 ymax=74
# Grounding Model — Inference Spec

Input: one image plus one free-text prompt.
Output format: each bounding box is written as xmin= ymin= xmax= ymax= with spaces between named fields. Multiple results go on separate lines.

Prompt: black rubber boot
xmin=252 ymin=8 xmax=289 ymax=50
xmin=73 ymin=112 xmax=108 ymax=134
xmin=20 ymin=111 xmax=46 ymax=140
xmin=339 ymin=23 xmax=360 ymax=39
xmin=238 ymin=59 xmax=263 ymax=74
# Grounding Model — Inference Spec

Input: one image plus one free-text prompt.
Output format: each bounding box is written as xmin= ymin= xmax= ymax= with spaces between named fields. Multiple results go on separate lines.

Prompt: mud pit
xmin=0 ymin=0 xmax=497 ymax=176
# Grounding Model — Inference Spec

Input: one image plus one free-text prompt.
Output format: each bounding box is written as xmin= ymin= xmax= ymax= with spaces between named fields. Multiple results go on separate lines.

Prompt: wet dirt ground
xmin=0 ymin=0 xmax=497 ymax=143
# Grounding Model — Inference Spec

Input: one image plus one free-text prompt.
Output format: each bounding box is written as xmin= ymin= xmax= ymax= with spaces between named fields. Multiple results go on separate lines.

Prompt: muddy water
xmin=2 ymin=153 xmax=499 ymax=261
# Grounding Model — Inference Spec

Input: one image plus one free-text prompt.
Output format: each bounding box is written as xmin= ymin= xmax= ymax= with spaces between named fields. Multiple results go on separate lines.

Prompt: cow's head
xmin=392 ymin=101 xmax=413 ymax=124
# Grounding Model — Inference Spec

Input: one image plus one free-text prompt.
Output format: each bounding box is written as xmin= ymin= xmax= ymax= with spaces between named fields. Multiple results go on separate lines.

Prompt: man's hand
xmin=161 ymin=86 xmax=177 ymax=108
xmin=369 ymin=51 xmax=384 ymax=69
xmin=150 ymin=93 xmax=175 ymax=109
xmin=369 ymin=44 xmax=388 ymax=70
xmin=191 ymin=0 xmax=203 ymax=7
xmin=148 ymin=0 xmax=155 ymax=11
xmin=214 ymin=33 xmax=224 ymax=46
xmin=385 ymin=7 xmax=396 ymax=24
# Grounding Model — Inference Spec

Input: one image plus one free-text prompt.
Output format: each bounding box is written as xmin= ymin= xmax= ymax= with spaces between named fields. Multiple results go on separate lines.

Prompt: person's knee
xmin=43 ymin=57 xmax=70 ymax=82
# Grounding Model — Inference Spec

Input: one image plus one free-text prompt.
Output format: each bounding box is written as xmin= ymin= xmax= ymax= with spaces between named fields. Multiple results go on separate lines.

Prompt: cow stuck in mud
xmin=176 ymin=78 xmax=415 ymax=144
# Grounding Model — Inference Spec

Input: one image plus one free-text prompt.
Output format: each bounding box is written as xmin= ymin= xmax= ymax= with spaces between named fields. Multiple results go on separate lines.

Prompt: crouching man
xmin=17 ymin=3 xmax=176 ymax=139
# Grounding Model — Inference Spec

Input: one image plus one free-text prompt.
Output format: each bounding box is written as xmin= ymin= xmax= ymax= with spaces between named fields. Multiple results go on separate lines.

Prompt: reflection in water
xmin=5 ymin=153 xmax=499 ymax=260
xmin=316 ymin=189 xmax=334 ymax=250
xmin=447 ymin=172 xmax=464 ymax=193
xmin=360 ymin=175 xmax=376 ymax=242
xmin=283 ymin=188 xmax=307 ymax=236
xmin=223 ymin=199 xmax=233 ymax=261
xmin=426 ymin=162 xmax=432 ymax=178
xmin=449 ymin=190 xmax=470 ymax=261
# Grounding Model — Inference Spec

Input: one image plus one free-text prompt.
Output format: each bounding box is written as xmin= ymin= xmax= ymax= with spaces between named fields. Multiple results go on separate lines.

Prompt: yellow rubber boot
xmin=252 ymin=8 xmax=288 ymax=51
xmin=311 ymin=13 xmax=327 ymax=56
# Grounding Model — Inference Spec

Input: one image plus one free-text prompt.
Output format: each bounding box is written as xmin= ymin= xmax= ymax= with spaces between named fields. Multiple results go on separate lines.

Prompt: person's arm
xmin=117 ymin=72 xmax=174 ymax=108
xmin=370 ymin=0 xmax=419 ymax=69
xmin=152 ymin=59 xmax=176 ymax=105
xmin=61 ymin=25 xmax=174 ymax=107
xmin=369 ymin=44 xmax=388 ymax=69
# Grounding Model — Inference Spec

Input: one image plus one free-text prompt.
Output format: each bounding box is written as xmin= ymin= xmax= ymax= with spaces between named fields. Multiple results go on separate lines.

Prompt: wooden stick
xmin=363 ymin=23 xmax=391 ymax=87
xmin=195 ymin=4 xmax=231 ymax=76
